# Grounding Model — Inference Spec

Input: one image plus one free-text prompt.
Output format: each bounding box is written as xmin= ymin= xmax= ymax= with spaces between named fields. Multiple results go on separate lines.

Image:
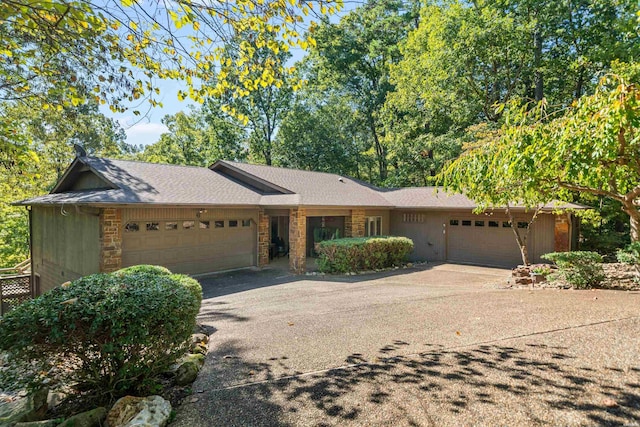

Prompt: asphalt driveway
xmin=174 ymin=263 xmax=640 ymax=426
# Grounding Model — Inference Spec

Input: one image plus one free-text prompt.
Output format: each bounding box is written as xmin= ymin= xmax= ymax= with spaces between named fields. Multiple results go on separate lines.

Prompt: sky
xmin=105 ymin=2 xmax=362 ymax=148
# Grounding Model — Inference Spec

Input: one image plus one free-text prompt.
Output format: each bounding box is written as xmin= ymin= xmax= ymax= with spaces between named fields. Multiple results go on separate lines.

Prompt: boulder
xmin=191 ymin=343 xmax=207 ymax=355
xmin=106 ymin=396 xmax=171 ymax=427
xmin=181 ymin=353 xmax=205 ymax=368
xmin=191 ymin=333 xmax=209 ymax=345
xmin=175 ymin=361 xmax=199 ymax=386
xmin=0 ymin=388 xmax=49 ymax=425
xmin=58 ymin=407 xmax=106 ymax=427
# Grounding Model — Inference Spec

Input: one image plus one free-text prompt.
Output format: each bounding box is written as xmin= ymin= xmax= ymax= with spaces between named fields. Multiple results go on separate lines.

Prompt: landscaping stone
xmin=181 ymin=353 xmax=205 ymax=368
xmin=106 ymin=396 xmax=171 ymax=427
xmin=191 ymin=333 xmax=208 ymax=345
xmin=58 ymin=407 xmax=106 ymax=427
xmin=190 ymin=343 xmax=207 ymax=355
xmin=0 ymin=388 xmax=48 ymax=425
xmin=175 ymin=361 xmax=199 ymax=386
xmin=601 ymin=263 xmax=640 ymax=290
xmin=15 ymin=420 xmax=60 ymax=427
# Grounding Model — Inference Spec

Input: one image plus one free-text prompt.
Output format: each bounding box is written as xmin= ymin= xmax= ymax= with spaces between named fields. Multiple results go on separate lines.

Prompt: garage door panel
xmin=447 ymin=217 xmax=525 ymax=268
xmin=122 ymin=219 xmax=256 ymax=274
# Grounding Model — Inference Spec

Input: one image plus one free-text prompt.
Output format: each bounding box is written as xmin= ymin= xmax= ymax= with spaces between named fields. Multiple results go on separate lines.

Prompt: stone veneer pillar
xmin=289 ymin=208 xmax=307 ymax=274
xmin=346 ymin=209 xmax=366 ymax=238
xmin=258 ymin=209 xmax=270 ymax=267
xmin=99 ymin=208 xmax=122 ymax=272
xmin=554 ymin=214 xmax=570 ymax=252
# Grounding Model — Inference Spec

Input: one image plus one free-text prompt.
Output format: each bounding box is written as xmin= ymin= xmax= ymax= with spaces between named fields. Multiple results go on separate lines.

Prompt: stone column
xmin=289 ymin=208 xmax=307 ymax=273
xmin=258 ymin=209 xmax=270 ymax=267
xmin=99 ymin=208 xmax=122 ymax=272
xmin=554 ymin=214 xmax=570 ymax=252
xmin=347 ymin=209 xmax=366 ymax=238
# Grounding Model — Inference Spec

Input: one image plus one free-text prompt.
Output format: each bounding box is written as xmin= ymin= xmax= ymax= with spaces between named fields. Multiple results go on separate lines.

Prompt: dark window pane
xmin=242 ymin=219 xmax=251 ymax=227
xmin=475 ymin=221 xmax=484 ymax=227
xmin=165 ymin=222 xmax=178 ymax=230
xmin=517 ymin=221 xmax=529 ymax=229
xmin=125 ymin=222 xmax=139 ymax=232
xmin=450 ymin=220 xmax=459 ymax=226
xmin=229 ymin=220 xmax=238 ymax=228
xmin=146 ymin=222 xmax=159 ymax=231
xmin=215 ymin=220 xmax=224 ymax=228
xmin=502 ymin=221 xmax=511 ymax=228
xmin=462 ymin=220 xmax=471 ymax=226
xmin=199 ymin=221 xmax=210 ymax=229
xmin=488 ymin=221 xmax=499 ymax=227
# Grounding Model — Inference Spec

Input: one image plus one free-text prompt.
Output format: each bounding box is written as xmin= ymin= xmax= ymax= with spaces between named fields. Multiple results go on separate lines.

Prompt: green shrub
xmin=616 ymin=242 xmax=640 ymax=265
xmin=115 ymin=264 xmax=172 ymax=276
xmin=0 ymin=267 xmax=201 ymax=404
xmin=541 ymin=251 xmax=604 ymax=289
xmin=316 ymin=236 xmax=414 ymax=273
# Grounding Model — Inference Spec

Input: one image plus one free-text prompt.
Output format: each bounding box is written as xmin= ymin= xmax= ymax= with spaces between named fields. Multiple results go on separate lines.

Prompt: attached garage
xmin=446 ymin=216 xmax=525 ymax=267
xmin=121 ymin=208 xmax=258 ymax=275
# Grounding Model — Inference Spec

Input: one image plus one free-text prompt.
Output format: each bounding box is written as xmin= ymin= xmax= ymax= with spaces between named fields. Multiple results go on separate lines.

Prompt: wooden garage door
xmin=122 ymin=218 xmax=256 ymax=275
xmin=447 ymin=217 xmax=525 ymax=268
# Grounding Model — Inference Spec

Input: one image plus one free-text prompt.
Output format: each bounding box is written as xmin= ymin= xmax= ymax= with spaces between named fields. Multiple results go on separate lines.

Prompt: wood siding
xmin=121 ymin=207 xmax=259 ymax=275
xmin=32 ymin=206 xmax=100 ymax=293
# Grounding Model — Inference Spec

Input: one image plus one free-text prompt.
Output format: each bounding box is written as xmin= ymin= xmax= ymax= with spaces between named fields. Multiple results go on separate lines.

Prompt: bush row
xmin=0 ymin=265 xmax=202 ymax=404
xmin=316 ymin=236 xmax=414 ymax=273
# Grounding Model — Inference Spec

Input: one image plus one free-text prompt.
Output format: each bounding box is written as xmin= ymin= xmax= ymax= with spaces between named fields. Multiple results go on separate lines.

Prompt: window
xmin=229 ymin=220 xmax=238 ymax=228
xmin=502 ymin=221 xmax=511 ymax=228
xmin=462 ymin=220 xmax=472 ymax=226
xmin=402 ymin=213 xmax=425 ymax=223
xmin=242 ymin=219 xmax=251 ymax=227
xmin=165 ymin=222 xmax=178 ymax=231
xmin=214 ymin=220 xmax=224 ymax=228
xmin=366 ymin=216 xmax=382 ymax=236
xmin=517 ymin=221 xmax=529 ymax=229
xmin=449 ymin=219 xmax=459 ymax=226
xmin=124 ymin=222 xmax=139 ymax=232
xmin=146 ymin=222 xmax=160 ymax=231
xmin=488 ymin=221 xmax=499 ymax=228
xmin=475 ymin=220 xmax=485 ymax=227
xmin=199 ymin=221 xmax=210 ymax=229
xmin=183 ymin=221 xmax=195 ymax=230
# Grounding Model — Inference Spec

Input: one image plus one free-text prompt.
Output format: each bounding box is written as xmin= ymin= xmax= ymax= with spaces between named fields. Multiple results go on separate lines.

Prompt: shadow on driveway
xmin=179 ymin=336 xmax=640 ymax=426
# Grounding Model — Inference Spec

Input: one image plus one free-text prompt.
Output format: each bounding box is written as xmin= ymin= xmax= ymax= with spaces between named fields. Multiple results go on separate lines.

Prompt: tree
xmin=213 ymin=34 xmax=294 ymax=165
xmin=139 ymin=100 xmax=247 ymax=167
xmin=275 ymin=92 xmax=364 ymax=176
xmin=1 ymin=0 xmax=342 ymax=164
xmin=307 ymin=0 xmax=416 ymax=182
xmin=438 ymin=124 xmax=556 ymax=265
xmin=499 ymin=69 xmax=640 ymax=242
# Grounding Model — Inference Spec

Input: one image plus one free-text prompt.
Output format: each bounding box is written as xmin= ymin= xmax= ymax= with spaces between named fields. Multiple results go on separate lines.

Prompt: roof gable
xmin=52 ymin=158 xmax=118 ymax=193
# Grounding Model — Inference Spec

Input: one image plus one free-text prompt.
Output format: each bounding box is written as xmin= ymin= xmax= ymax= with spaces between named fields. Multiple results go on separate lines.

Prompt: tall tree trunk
xmin=626 ymin=206 xmax=640 ymax=242
xmin=506 ymin=205 xmax=531 ymax=265
xmin=533 ymin=27 xmax=544 ymax=102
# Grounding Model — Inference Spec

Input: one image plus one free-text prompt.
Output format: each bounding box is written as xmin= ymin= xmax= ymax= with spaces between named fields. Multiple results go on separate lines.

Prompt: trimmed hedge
xmin=316 ymin=236 xmax=414 ymax=273
xmin=542 ymin=251 xmax=604 ymax=289
xmin=0 ymin=266 xmax=201 ymax=403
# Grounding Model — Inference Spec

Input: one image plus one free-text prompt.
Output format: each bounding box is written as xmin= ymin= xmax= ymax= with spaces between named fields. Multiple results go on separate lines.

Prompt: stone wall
xmin=258 ymin=209 xmax=270 ymax=267
xmin=99 ymin=208 xmax=122 ymax=273
xmin=345 ymin=209 xmax=366 ymax=238
xmin=554 ymin=214 xmax=570 ymax=252
xmin=289 ymin=208 xmax=307 ymax=273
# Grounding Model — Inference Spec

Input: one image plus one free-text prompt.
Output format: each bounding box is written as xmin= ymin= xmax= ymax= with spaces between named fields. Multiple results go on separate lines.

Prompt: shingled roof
xmin=16 ymin=157 xmax=586 ymax=210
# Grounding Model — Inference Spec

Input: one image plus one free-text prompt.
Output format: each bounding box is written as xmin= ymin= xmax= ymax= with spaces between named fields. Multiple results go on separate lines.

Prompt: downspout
xmin=27 ymin=206 xmax=34 ymax=296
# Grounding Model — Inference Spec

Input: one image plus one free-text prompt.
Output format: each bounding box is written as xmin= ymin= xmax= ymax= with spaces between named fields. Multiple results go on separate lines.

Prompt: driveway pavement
xmin=174 ymin=263 xmax=640 ymax=426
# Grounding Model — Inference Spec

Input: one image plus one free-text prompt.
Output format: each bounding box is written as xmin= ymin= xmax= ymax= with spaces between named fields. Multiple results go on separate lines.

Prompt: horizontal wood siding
xmin=32 ymin=206 xmax=100 ymax=293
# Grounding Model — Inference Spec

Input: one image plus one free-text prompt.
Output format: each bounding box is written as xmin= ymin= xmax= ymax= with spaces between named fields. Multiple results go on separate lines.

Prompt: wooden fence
xmin=0 ymin=259 xmax=33 ymax=315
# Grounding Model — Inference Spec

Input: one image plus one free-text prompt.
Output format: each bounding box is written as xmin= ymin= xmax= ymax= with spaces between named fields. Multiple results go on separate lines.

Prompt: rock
xmin=180 ymin=353 xmax=205 ymax=368
xmin=58 ymin=407 xmax=106 ymax=427
xmin=0 ymin=388 xmax=49 ymax=425
xmin=191 ymin=343 xmax=207 ymax=355
xmin=15 ymin=420 xmax=60 ymax=427
xmin=175 ymin=361 xmax=199 ymax=386
xmin=47 ymin=391 xmax=67 ymax=411
xmin=191 ymin=333 xmax=209 ymax=345
xmin=406 ymin=263 xmax=413 ymax=268
xmin=107 ymin=396 xmax=171 ymax=427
